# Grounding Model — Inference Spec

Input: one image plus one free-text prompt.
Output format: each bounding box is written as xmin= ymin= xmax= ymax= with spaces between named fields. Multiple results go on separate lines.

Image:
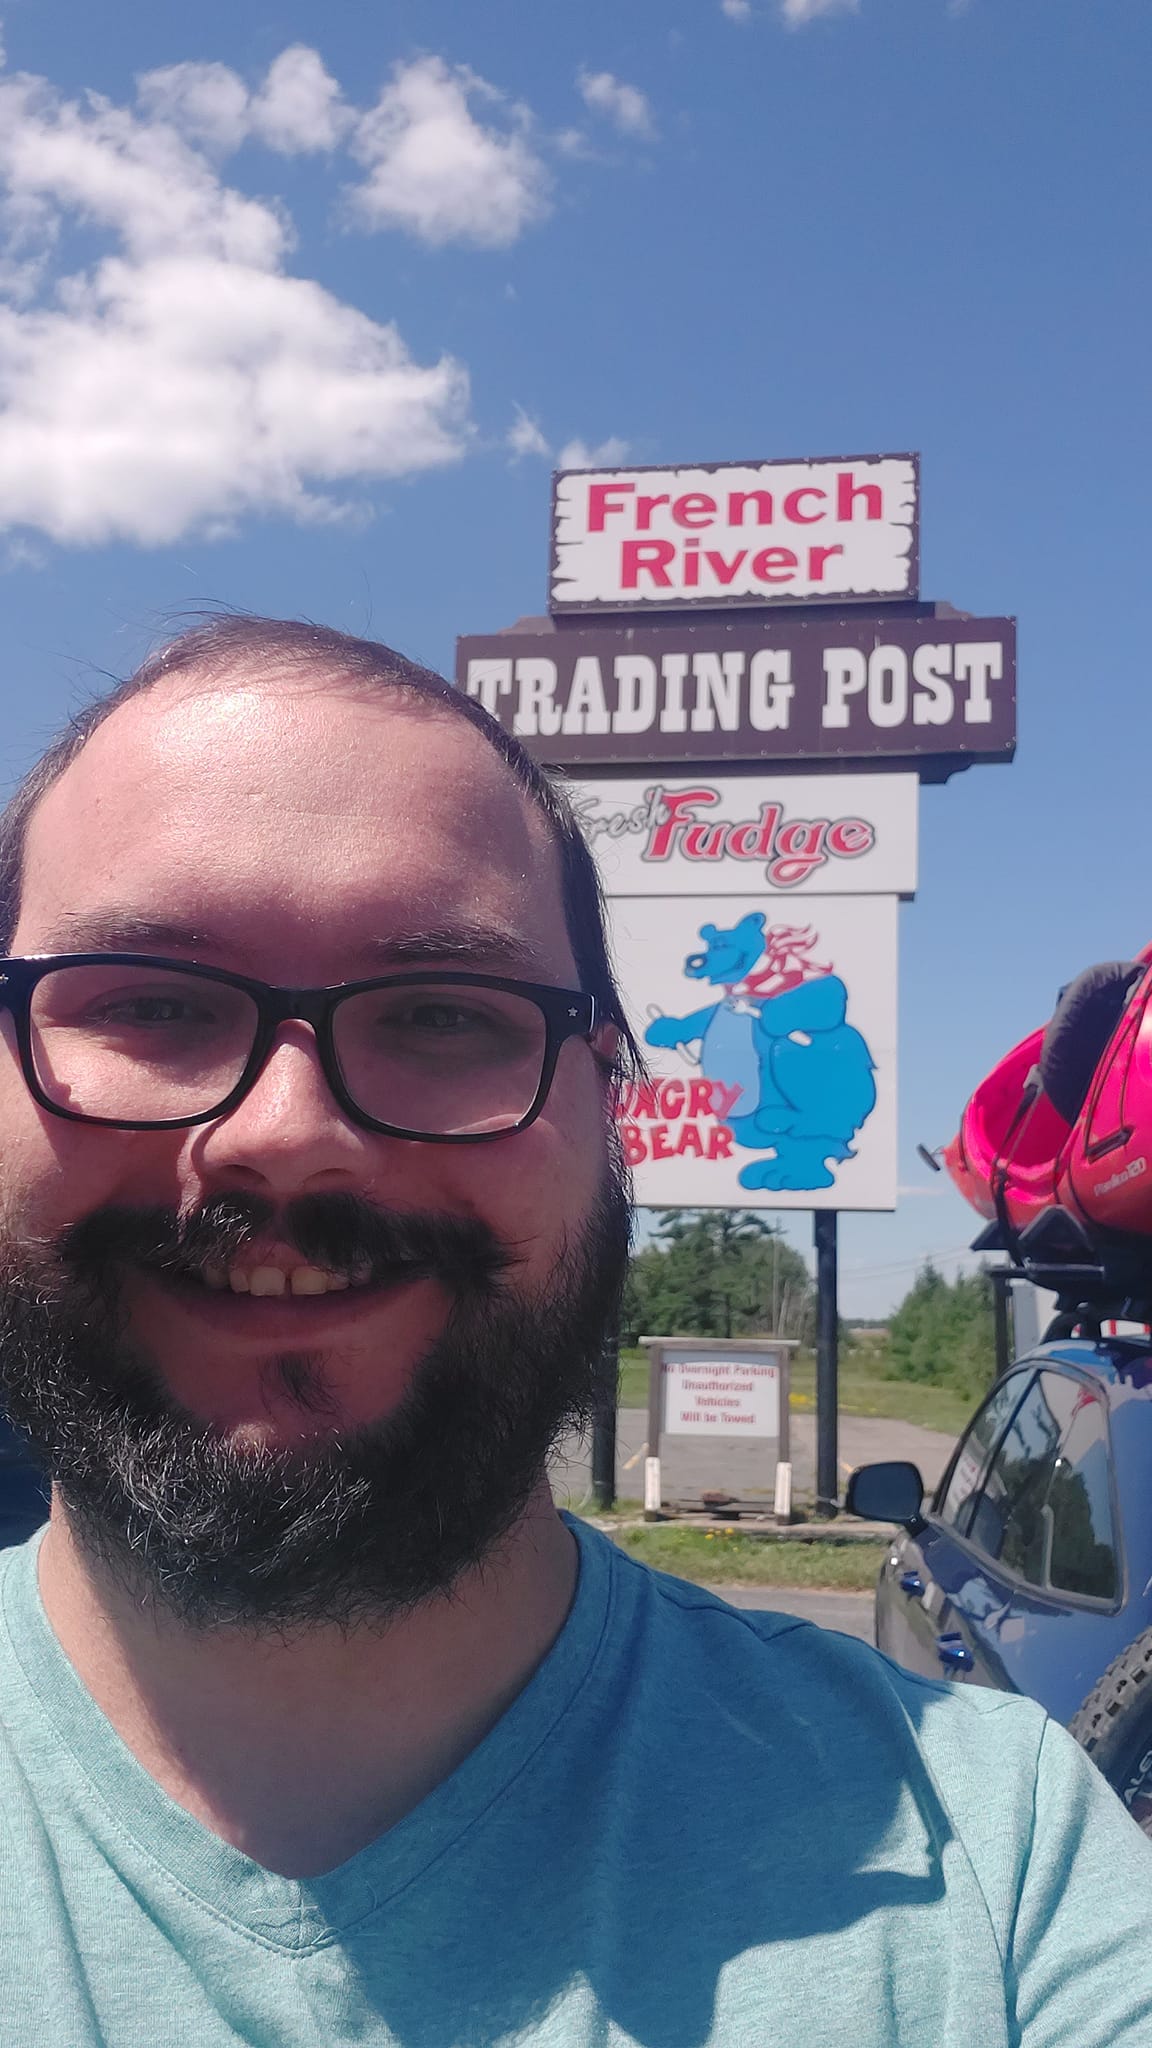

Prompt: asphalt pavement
xmin=701 ymin=1586 xmax=875 ymax=1642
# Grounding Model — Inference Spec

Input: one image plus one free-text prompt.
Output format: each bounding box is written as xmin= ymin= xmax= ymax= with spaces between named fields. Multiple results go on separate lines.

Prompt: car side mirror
xmin=844 ymin=1460 xmax=925 ymax=1525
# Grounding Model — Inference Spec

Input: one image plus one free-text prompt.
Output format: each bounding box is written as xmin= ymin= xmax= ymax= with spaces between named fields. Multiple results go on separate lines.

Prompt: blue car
xmin=848 ymin=1335 xmax=1152 ymax=1837
xmin=0 ymin=1417 xmax=48 ymax=1550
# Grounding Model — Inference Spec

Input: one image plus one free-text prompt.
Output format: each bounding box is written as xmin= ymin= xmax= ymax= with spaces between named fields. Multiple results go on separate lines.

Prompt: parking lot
xmin=701 ymin=1586 xmax=874 ymax=1642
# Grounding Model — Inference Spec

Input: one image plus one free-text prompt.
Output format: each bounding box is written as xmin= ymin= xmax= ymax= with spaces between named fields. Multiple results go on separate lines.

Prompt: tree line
xmin=622 ymin=1213 xmax=997 ymax=1397
xmin=622 ymin=1211 xmax=816 ymax=1347
xmin=884 ymin=1261 xmax=996 ymax=1400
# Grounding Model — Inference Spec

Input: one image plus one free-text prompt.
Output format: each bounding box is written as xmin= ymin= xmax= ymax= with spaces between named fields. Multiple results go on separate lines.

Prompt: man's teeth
xmin=199 ymin=1263 xmax=358 ymax=1297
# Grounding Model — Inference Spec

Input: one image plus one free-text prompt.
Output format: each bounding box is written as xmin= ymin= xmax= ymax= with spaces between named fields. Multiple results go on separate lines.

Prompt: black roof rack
xmin=973 ymin=1205 xmax=1152 ymax=1325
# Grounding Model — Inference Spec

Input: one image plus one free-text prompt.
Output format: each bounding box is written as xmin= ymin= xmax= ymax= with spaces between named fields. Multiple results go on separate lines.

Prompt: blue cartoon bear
xmin=644 ymin=911 xmax=877 ymax=1191
xmin=645 ymin=911 xmax=765 ymax=1113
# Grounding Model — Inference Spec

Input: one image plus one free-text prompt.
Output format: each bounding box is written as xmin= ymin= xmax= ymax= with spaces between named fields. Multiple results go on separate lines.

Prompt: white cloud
xmin=721 ymin=1 xmax=754 ymax=20
xmin=251 ymin=47 xmax=350 ymax=154
xmin=576 ymin=71 xmax=655 ymax=140
xmin=348 ymin=57 xmax=548 ymax=248
xmin=507 ymin=407 xmax=550 ymax=460
xmin=0 ymin=68 xmax=285 ymax=265
xmin=780 ymin=0 xmax=859 ymax=21
xmin=507 ymin=417 xmax=631 ymax=469
xmin=0 ymin=58 xmax=469 ymax=546
xmin=136 ymin=62 xmax=251 ymax=155
xmin=557 ymin=435 xmax=630 ymax=470
xmin=137 ymin=48 xmax=350 ymax=157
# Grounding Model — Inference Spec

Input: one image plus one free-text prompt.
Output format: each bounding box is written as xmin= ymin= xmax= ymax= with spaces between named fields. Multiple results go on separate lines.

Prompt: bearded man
xmin=0 ymin=614 xmax=1148 ymax=2048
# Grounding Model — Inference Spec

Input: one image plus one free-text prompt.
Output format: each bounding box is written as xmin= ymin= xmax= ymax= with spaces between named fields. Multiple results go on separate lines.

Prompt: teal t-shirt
xmin=2 ymin=1519 xmax=1152 ymax=2047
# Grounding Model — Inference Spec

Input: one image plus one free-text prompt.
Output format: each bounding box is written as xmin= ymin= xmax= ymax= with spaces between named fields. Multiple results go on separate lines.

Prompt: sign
xmin=642 ymin=1337 xmax=794 ymax=1516
xmin=550 ymin=454 xmax=919 ymax=612
xmin=661 ymin=1350 xmax=782 ymax=1438
xmin=610 ymin=893 xmax=898 ymax=1209
xmin=568 ymin=772 xmax=917 ymax=899
xmin=456 ymin=613 xmax=1015 ymax=770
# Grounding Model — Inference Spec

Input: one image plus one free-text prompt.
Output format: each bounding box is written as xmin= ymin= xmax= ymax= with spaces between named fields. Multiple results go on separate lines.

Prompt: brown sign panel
xmin=455 ymin=613 xmax=1015 ymax=771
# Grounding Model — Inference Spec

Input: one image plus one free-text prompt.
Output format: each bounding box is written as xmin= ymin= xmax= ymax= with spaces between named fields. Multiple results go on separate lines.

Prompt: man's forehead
xmin=16 ymin=671 xmax=564 ymax=956
xmin=30 ymin=670 xmax=545 ymax=846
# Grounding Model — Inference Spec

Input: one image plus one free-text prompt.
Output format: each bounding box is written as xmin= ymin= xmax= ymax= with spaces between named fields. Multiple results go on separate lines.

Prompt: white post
xmin=773 ymin=1460 xmax=793 ymax=1525
xmin=644 ymin=1455 xmax=662 ymax=1519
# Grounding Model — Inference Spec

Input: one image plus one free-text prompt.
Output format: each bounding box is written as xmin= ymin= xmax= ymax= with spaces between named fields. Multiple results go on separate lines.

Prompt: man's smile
xmin=144 ymin=1234 xmax=428 ymax=1299
xmin=127 ymin=1254 xmax=446 ymax=1345
xmin=204 ymin=1263 xmax=354 ymax=1296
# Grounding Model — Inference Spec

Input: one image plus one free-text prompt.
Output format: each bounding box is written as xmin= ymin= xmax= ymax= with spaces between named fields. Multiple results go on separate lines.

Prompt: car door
xmin=877 ymin=1367 xmax=1036 ymax=1679
xmin=0 ymin=1416 xmax=48 ymax=1547
xmin=938 ymin=1366 xmax=1124 ymax=1721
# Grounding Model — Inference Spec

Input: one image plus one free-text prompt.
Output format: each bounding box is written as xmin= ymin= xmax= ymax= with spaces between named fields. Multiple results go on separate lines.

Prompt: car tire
xmin=1069 ymin=1628 xmax=1152 ymax=1836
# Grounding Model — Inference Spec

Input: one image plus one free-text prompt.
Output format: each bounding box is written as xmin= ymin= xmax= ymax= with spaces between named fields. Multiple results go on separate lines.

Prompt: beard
xmin=0 ymin=1163 xmax=631 ymax=1632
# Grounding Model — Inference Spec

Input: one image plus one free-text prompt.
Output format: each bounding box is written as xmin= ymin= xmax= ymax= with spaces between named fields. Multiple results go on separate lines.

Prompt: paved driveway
xmin=702 ymin=1586 xmax=874 ymax=1643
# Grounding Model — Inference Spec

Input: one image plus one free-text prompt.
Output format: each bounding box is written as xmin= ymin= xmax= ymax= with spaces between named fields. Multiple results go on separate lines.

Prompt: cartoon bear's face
xmin=684 ymin=911 xmax=766 ymax=985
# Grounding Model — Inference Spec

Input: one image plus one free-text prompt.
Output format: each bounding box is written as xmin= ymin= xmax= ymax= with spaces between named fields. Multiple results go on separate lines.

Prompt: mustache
xmin=54 ymin=1192 xmax=516 ymax=1297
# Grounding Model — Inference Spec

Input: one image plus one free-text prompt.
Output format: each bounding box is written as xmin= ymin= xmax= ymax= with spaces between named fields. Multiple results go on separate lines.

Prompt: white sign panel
xmin=610 ymin=894 xmax=898 ymax=1210
xmin=662 ymin=1352 xmax=782 ymax=1438
xmin=551 ymin=454 xmax=919 ymax=612
xmin=569 ymin=773 xmax=917 ymax=898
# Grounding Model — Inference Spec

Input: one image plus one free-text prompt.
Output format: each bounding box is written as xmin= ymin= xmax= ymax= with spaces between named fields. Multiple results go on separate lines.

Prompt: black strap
xmin=1038 ymin=961 xmax=1144 ymax=1125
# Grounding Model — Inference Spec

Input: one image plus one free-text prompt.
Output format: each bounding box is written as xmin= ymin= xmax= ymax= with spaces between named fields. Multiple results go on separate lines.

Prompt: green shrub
xmin=886 ymin=1263 xmax=995 ymax=1402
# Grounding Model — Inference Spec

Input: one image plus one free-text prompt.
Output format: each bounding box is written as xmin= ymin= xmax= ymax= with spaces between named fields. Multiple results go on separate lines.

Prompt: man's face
xmin=0 ymin=670 xmax=627 ymax=1621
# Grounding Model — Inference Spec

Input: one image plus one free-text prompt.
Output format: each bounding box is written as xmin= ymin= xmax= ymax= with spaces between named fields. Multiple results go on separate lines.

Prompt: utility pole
xmin=814 ymin=1212 xmax=839 ymax=1517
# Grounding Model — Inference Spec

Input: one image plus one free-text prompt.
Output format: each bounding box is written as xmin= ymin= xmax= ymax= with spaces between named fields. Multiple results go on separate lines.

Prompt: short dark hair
xmin=0 ymin=614 xmax=638 ymax=1073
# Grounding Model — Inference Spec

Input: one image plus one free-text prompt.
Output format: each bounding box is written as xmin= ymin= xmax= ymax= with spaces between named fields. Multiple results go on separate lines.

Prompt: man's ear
xmin=592 ymin=1020 xmax=622 ymax=1070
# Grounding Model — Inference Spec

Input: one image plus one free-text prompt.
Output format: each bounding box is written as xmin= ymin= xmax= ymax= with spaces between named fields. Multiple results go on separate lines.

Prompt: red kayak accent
xmin=943 ymin=1028 xmax=1071 ymax=1228
xmin=943 ymin=945 xmax=1152 ymax=1240
xmin=1058 ymin=970 xmax=1152 ymax=1236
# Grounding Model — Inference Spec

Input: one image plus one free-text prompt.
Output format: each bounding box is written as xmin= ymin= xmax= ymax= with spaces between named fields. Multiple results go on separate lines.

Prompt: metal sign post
xmin=814 ymin=1212 xmax=839 ymax=1516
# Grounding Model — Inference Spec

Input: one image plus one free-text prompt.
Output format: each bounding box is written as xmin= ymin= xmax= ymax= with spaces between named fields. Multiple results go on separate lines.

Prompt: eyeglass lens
xmin=26 ymin=964 xmax=550 ymax=1135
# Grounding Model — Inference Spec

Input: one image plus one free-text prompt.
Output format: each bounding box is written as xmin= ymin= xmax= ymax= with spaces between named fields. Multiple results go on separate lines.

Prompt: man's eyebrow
xmin=26 ymin=914 xmax=214 ymax=955
xmin=358 ymin=926 xmax=550 ymax=975
xmin=24 ymin=915 xmax=551 ymax=978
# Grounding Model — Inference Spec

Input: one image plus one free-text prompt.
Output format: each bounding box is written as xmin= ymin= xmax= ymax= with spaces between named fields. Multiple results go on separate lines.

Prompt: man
xmin=0 ymin=615 xmax=1148 ymax=2048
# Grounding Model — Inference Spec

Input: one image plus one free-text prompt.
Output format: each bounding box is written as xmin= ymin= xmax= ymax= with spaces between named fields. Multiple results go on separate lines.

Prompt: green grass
xmin=617 ymin=1348 xmax=651 ymax=1408
xmin=788 ymin=1353 xmax=971 ymax=1436
xmin=618 ymin=1346 xmax=970 ymax=1438
xmin=602 ymin=1524 xmax=887 ymax=1590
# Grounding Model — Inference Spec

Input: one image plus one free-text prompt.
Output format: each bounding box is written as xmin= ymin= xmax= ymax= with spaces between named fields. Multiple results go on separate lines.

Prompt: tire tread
xmin=1069 ymin=1626 xmax=1152 ymax=1759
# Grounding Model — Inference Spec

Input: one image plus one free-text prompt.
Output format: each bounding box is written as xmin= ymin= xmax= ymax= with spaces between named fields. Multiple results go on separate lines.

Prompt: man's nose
xmin=191 ymin=1022 xmax=384 ymax=1194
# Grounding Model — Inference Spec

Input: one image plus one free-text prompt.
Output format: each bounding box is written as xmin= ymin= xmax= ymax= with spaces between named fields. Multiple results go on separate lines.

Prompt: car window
xmin=936 ymin=1369 xmax=1035 ymax=1535
xmin=971 ymin=1375 xmax=1062 ymax=1578
xmin=1037 ymin=1371 xmax=1118 ymax=1600
xmin=965 ymin=1370 xmax=1118 ymax=1600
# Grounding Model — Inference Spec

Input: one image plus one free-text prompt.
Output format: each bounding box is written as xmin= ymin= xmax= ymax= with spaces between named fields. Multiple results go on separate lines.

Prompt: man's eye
xmin=395 ymin=1003 xmax=481 ymax=1033
xmin=86 ymin=996 xmax=216 ymax=1028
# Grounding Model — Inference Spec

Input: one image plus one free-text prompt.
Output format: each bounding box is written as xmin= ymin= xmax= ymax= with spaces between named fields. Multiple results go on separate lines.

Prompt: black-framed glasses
xmin=0 ymin=954 xmax=600 ymax=1143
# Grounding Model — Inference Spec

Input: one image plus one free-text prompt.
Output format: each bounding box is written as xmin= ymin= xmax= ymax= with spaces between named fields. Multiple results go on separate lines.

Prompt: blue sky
xmin=0 ymin=0 xmax=1147 ymax=1312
